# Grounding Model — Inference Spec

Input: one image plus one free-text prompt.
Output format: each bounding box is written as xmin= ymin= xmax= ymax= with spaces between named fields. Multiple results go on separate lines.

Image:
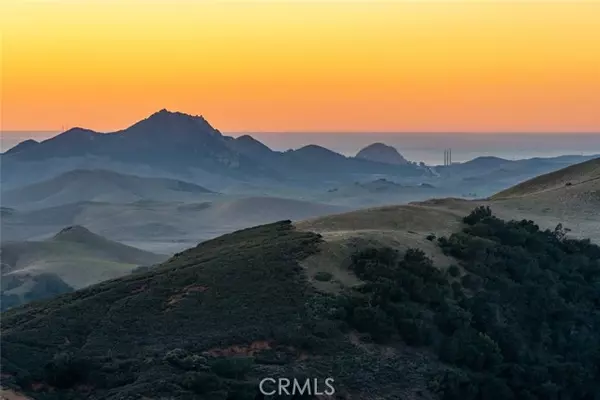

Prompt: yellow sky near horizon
xmin=2 ymin=1 xmax=600 ymax=133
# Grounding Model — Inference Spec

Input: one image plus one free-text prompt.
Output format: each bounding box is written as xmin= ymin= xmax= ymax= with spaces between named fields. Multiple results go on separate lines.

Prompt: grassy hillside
xmin=0 ymin=221 xmax=441 ymax=399
xmin=2 ymin=211 xmax=600 ymax=399
xmin=491 ymin=157 xmax=600 ymax=199
xmin=297 ymin=157 xmax=600 ymax=259
xmin=1 ymin=226 xmax=167 ymax=310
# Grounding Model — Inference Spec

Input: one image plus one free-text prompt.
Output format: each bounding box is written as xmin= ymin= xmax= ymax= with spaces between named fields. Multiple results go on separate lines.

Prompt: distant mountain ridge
xmin=2 ymin=109 xmax=429 ymax=184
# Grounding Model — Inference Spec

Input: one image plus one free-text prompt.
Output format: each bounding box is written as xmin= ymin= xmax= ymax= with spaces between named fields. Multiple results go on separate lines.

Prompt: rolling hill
xmin=491 ymin=156 xmax=600 ymax=199
xmin=0 ymin=221 xmax=444 ymax=399
xmin=1 ymin=196 xmax=345 ymax=253
xmin=1 ymin=226 xmax=167 ymax=310
xmin=434 ymin=154 xmax=600 ymax=198
xmin=2 ymin=209 xmax=600 ymax=399
xmin=297 ymin=157 xmax=600 ymax=290
xmin=1 ymin=169 xmax=216 ymax=210
xmin=320 ymin=179 xmax=441 ymax=207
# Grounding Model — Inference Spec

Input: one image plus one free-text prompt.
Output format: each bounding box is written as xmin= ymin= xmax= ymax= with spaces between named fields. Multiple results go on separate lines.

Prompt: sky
xmin=2 ymin=0 xmax=600 ymax=133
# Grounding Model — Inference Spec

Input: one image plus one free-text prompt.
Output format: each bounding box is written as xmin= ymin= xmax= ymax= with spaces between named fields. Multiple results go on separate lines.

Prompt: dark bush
xmin=44 ymin=351 xmax=89 ymax=388
xmin=447 ymin=265 xmax=461 ymax=278
xmin=343 ymin=207 xmax=600 ymax=399
xmin=314 ymin=271 xmax=333 ymax=282
xmin=463 ymin=206 xmax=492 ymax=225
xmin=210 ymin=357 xmax=254 ymax=379
xmin=181 ymin=371 xmax=223 ymax=394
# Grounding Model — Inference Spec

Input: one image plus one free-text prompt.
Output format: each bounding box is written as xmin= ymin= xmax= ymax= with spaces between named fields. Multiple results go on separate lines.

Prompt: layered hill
xmin=320 ymin=179 xmax=442 ymax=208
xmin=1 ymin=169 xmax=215 ymax=210
xmin=433 ymin=155 xmax=600 ymax=198
xmin=297 ymin=157 xmax=600 ymax=288
xmin=1 ymin=196 xmax=345 ymax=253
xmin=1 ymin=226 xmax=167 ymax=310
xmin=2 ymin=212 xmax=600 ymax=399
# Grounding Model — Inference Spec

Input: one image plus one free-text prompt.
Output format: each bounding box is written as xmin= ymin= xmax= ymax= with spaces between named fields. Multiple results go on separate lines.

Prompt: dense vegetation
xmin=3 ymin=221 xmax=419 ymax=399
xmin=340 ymin=206 xmax=600 ymax=399
xmin=1 ymin=222 xmax=329 ymax=399
xmin=3 ymin=209 xmax=600 ymax=399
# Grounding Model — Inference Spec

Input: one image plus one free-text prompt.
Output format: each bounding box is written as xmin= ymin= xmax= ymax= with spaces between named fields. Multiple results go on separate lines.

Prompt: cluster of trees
xmin=340 ymin=207 xmax=600 ymax=399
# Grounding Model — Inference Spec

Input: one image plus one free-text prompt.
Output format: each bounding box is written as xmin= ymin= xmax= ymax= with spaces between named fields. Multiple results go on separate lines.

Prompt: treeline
xmin=338 ymin=207 xmax=600 ymax=399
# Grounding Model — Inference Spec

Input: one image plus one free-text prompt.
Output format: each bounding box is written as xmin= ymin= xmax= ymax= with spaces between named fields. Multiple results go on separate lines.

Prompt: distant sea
xmin=3 ymin=131 xmax=600 ymax=166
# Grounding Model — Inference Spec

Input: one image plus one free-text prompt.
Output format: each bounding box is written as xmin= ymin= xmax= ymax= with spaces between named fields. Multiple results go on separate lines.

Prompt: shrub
xmin=463 ymin=206 xmax=493 ymax=225
xmin=447 ymin=265 xmax=461 ymax=278
xmin=44 ymin=351 xmax=89 ymax=388
xmin=314 ymin=271 xmax=333 ymax=282
xmin=181 ymin=371 xmax=223 ymax=394
xmin=210 ymin=357 xmax=254 ymax=379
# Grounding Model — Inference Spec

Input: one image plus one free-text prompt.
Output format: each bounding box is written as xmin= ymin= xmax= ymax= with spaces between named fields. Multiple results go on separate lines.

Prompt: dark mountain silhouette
xmin=280 ymin=144 xmax=424 ymax=177
xmin=4 ymin=110 xmax=266 ymax=178
xmin=3 ymin=110 xmax=428 ymax=184
xmin=116 ymin=109 xmax=222 ymax=142
xmin=223 ymin=134 xmax=275 ymax=160
xmin=356 ymin=142 xmax=409 ymax=165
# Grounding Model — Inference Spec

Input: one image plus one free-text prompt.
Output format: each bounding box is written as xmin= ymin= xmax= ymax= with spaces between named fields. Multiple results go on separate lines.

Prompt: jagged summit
xmin=148 ymin=108 xmax=209 ymax=123
xmin=356 ymin=143 xmax=409 ymax=165
xmin=123 ymin=109 xmax=221 ymax=139
xmin=2 ymin=110 xmax=429 ymax=181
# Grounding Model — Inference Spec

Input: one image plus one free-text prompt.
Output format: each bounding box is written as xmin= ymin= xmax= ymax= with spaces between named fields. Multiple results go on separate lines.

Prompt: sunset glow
xmin=2 ymin=0 xmax=600 ymax=132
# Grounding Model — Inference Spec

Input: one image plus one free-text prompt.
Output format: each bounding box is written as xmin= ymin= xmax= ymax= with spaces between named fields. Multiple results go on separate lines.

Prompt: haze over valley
xmin=2 ymin=151 xmax=600 ymax=399
xmin=1 ymin=110 xmax=599 ymax=317
xmin=3 ymin=110 xmax=598 ymax=255
xmin=3 ymin=1 xmax=600 ymax=398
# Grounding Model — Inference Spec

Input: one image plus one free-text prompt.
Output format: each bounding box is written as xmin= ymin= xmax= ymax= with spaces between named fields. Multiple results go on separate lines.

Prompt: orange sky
xmin=2 ymin=0 xmax=600 ymax=133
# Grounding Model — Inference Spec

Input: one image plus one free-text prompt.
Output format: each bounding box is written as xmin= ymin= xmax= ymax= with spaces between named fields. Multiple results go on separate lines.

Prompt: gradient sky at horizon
xmin=2 ymin=0 xmax=600 ymax=133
